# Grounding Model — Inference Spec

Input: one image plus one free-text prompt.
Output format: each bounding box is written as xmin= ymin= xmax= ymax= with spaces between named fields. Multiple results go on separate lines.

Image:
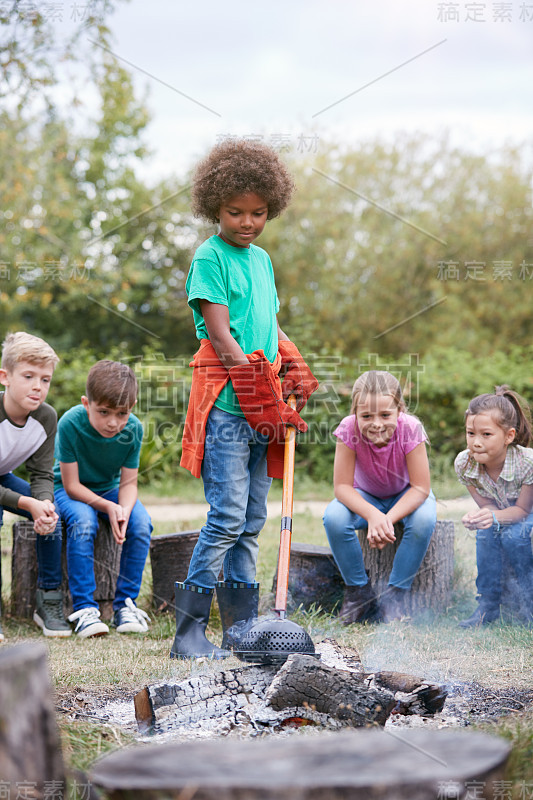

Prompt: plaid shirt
xmin=454 ymin=445 xmax=533 ymax=509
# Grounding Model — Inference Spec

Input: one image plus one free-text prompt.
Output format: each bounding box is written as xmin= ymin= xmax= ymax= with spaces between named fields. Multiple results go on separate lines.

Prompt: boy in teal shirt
xmin=54 ymin=360 xmax=152 ymax=638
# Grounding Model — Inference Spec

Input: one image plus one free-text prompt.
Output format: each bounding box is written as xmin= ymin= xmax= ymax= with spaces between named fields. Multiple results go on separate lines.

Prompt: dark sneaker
xmin=68 ymin=607 xmax=109 ymax=638
xmin=114 ymin=598 xmax=150 ymax=633
xmin=33 ymin=589 xmax=72 ymax=638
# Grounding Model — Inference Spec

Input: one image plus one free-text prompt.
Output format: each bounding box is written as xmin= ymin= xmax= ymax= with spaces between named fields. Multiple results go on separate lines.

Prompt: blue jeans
xmin=0 ymin=473 xmax=63 ymax=589
xmin=475 ymin=515 xmax=533 ymax=606
xmin=323 ymin=488 xmax=437 ymax=589
xmin=185 ymin=406 xmax=272 ymax=589
xmin=54 ymin=487 xmax=153 ymax=611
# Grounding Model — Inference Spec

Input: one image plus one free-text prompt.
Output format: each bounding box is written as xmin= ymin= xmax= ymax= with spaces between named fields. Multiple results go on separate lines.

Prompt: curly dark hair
xmin=191 ymin=139 xmax=295 ymax=222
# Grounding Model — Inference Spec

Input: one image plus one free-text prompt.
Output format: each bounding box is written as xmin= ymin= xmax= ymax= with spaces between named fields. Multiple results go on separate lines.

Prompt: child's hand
xmin=23 ymin=498 xmax=58 ymax=534
xmin=367 ymin=511 xmax=396 ymax=550
xmin=105 ymin=501 xmax=127 ymax=545
xmin=462 ymin=508 xmax=495 ymax=530
xmin=33 ymin=509 xmax=59 ymax=536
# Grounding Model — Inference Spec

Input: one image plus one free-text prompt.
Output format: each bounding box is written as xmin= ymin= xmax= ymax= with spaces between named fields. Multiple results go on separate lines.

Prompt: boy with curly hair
xmin=172 ymin=139 xmax=318 ymax=659
xmin=0 ymin=331 xmax=70 ymax=640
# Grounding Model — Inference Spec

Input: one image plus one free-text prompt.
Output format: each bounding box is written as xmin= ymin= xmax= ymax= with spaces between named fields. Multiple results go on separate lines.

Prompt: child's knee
xmin=127 ymin=505 xmax=153 ymax=540
xmin=67 ymin=510 xmax=99 ymax=541
xmin=323 ymin=499 xmax=352 ymax=535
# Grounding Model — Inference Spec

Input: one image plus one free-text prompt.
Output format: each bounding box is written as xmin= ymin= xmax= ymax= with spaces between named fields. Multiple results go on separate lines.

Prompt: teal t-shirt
xmin=53 ymin=405 xmax=143 ymax=492
xmin=186 ymin=234 xmax=280 ymax=416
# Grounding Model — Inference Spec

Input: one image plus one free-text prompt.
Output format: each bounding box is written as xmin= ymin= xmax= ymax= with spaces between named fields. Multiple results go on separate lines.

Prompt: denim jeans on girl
xmin=323 ymin=488 xmax=437 ymax=589
xmin=0 ymin=472 xmax=63 ymax=589
xmin=185 ymin=406 xmax=272 ymax=589
xmin=54 ymin=487 xmax=152 ymax=611
xmin=475 ymin=513 xmax=533 ymax=607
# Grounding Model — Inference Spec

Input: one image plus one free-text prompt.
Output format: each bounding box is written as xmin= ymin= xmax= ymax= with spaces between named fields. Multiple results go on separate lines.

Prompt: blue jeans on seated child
xmin=323 ymin=488 xmax=437 ymax=590
xmin=475 ymin=514 xmax=533 ymax=605
xmin=54 ymin=487 xmax=152 ymax=611
xmin=185 ymin=406 xmax=272 ymax=589
xmin=0 ymin=472 xmax=63 ymax=589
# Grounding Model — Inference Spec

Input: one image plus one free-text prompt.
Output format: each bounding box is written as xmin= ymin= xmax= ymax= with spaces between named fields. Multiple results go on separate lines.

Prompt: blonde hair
xmin=350 ymin=370 xmax=406 ymax=415
xmin=1 ymin=332 xmax=59 ymax=372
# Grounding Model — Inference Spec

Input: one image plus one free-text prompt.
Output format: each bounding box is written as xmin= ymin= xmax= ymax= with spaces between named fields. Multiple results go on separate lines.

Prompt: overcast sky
xmin=64 ymin=0 xmax=533 ymax=181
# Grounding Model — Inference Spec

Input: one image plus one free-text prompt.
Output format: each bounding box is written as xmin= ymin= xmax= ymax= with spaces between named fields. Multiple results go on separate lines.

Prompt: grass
xmin=1 ymin=482 xmax=532 ymax=796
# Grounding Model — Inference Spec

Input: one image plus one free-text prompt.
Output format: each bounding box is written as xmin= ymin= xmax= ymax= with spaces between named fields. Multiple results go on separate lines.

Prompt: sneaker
xmin=33 ymin=589 xmax=72 ymax=638
xmin=114 ymin=597 xmax=150 ymax=634
xmin=68 ymin=607 xmax=109 ymax=638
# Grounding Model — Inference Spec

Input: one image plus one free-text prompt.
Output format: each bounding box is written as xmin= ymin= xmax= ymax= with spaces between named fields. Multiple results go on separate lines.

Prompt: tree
xmin=262 ymin=135 xmax=533 ymax=360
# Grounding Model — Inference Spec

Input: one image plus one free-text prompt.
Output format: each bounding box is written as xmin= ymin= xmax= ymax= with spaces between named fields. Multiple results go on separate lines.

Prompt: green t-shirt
xmin=53 ymin=405 xmax=143 ymax=492
xmin=186 ymin=235 xmax=280 ymax=416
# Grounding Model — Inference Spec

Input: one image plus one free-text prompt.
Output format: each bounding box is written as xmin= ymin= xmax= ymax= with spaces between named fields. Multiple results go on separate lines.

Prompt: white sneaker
xmin=68 ymin=607 xmax=109 ymax=638
xmin=113 ymin=597 xmax=150 ymax=633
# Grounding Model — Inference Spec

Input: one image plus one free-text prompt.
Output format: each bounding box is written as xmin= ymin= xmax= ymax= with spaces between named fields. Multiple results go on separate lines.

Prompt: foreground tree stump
xmin=275 ymin=520 xmax=455 ymax=616
xmin=91 ymin=728 xmax=510 ymax=799
xmin=0 ymin=643 xmax=65 ymax=792
xmin=11 ymin=519 xmax=122 ymax=620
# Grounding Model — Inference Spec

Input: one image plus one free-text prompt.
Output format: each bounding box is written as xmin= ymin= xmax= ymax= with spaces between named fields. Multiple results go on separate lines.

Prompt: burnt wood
xmin=91 ymin=728 xmax=510 ymax=799
xmin=0 ymin=643 xmax=66 ymax=791
xmin=11 ymin=518 xmax=122 ymax=620
xmin=368 ymin=671 xmax=448 ymax=715
xmin=265 ymin=653 xmax=395 ymax=726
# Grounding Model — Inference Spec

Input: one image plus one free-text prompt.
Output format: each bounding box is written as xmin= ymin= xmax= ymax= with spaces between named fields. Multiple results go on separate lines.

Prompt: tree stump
xmin=272 ymin=542 xmax=345 ymax=614
xmin=90 ymin=728 xmax=510 ymax=799
xmin=0 ymin=642 xmax=65 ymax=792
xmin=11 ymin=519 xmax=122 ymax=620
xmin=149 ymin=529 xmax=200 ymax=611
xmin=149 ymin=530 xmax=223 ymax=612
xmin=274 ymin=521 xmax=455 ymax=616
xmin=358 ymin=519 xmax=455 ymax=615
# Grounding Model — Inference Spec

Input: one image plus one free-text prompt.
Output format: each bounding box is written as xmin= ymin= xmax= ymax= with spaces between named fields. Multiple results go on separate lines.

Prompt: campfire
xmin=133 ymin=639 xmax=447 ymax=739
xmin=88 ymin=638 xmax=519 ymax=799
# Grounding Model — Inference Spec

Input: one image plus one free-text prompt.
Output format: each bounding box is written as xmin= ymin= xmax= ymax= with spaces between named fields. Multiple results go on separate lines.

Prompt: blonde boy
xmin=0 ymin=331 xmax=71 ymax=640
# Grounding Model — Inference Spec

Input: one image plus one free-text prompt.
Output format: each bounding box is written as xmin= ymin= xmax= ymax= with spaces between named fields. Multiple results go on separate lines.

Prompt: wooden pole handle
xmin=274 ymin=394 xmax=297 ymax=618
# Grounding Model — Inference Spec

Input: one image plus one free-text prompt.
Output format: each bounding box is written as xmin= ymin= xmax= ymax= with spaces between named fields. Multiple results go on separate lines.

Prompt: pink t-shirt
xmin=333 ymin=412 xmax=428 ymax=498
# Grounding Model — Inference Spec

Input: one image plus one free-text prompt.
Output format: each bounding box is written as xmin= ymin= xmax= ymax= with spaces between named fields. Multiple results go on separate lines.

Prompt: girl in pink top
xmin=323 ymin=370 xmax=436 ymax=623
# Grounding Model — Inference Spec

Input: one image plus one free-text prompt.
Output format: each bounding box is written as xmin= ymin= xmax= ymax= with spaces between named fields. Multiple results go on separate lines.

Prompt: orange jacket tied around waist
xmin=180 ymin=339 xmax=285 ymax=480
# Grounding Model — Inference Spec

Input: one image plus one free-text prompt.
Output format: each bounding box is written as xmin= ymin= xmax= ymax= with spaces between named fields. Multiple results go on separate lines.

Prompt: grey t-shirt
xmin=0 ymin=392 xmax=57 ymax=508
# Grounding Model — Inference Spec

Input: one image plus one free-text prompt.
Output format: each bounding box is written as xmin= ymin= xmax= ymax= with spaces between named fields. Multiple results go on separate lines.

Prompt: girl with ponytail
xmin=455 ymin=385 xmax=533 ymax=626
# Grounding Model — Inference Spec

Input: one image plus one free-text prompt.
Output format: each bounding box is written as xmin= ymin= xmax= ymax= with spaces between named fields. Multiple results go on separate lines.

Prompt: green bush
xmin=46 ymin=346 xmax=533 ymax=490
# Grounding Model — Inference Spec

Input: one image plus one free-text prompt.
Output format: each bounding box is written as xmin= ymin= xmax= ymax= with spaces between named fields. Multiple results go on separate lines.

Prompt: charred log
xmin=265 ymin=653 xmax=395 ymax=727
